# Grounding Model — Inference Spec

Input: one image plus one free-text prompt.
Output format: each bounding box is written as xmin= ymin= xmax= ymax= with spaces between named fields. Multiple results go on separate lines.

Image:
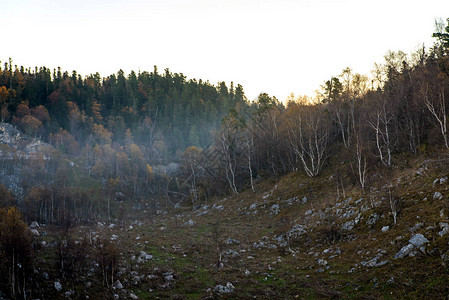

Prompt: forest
xmin=0 ymin=17 xmax=448 ymax=299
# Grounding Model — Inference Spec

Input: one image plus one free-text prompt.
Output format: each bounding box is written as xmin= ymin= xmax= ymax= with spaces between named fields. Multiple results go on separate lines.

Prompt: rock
xmin=223 ymin=249 xmax=240 ymax=258
xmin=30 ymin=229 xmax=40 ymax=236
xmin=270 ymin=203 xmax=280 ymax=215
xmin=30 ymin=221 xmax=39 ymax=228
xmin=440 ymin=177 xmax=448 ymax=184
xmin=304 ymin=209 xmax=313 ymax=216
xmin=138 ymin=251 xmax=153 ymax=260
xmin=181 ymin=219 xmax=195 ymax=227
xmin=54 ymin=281 xmax=63 ymax=292
xmin=225 ymin=238 xmax=240 ymax=245
xmin=249 ymin=203 xmax=257 ymax=210
xmin=108 ymin=223 xmax=116 ymax=229
xmin=287 ymin=224 xmax=307 ymax=239
xmin=381 ymin=226 xmax=389 ymax=232
xmin=301 ymin=197 xmax=308 ymax=204
xmin=439 ymin=223 xmax=449 ymax=237
xmin=214 ymin=282 xmax=235 ymax=294
xmin=114 ymin=280 xmax=123 ymax=289
xmin=433 ymin=192 xmax=443 ymax=200
xmin=409 ymin=234 xmax=429 ymax=247
xmin=375 ymin=260 xmax=390 ymax=267
xmin=244 ymin=269 xmax=251 ymax=276
xmin=366 ymin=213 xmax=379 ymax=225
xmin=110 ymin=234 xmax=118 ymax=241
xmin=317 ymin=259 xmax=328 ymax=266
xmin=130 ymin=293 xmax=138 ymax=299
xmin=410 ymin=223 xmax=424 ymax=232
xmin=341 ymin=220 xmax=355 ymax=231
xmin=394 ymin=244 xmax=414 ymax=259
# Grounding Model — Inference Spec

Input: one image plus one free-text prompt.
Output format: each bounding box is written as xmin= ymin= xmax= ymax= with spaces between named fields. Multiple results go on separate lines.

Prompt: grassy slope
xmin=33 ymin=151 xmax=449 ymax=299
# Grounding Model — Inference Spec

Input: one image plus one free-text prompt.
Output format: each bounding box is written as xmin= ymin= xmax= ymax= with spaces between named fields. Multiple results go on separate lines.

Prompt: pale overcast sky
xmin=2 ymin=0 xmax=449 ymax=101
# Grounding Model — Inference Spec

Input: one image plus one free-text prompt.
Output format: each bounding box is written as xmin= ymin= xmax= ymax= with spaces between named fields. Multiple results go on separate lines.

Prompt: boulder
xmin=439 ymin=223 xmax=449 ymax=237
xmin=433 ymin=192 xmax=443 ymax=200
xmin=409 ymin=234 xmax=429 ymax=247
xmin=214 ymin=282 xmax=235 ymax=294
xmin=181 ymin=219 xmax=195 ymax=227
xmin=287 ymin=224 xmax=307 ymax=239
xmin=54 ymin=281 xmax=63 ymax=292
xmin=394 ymin=244 xmax=414 ymax=259
xmin=30 ymin=221 xmax=39 ymax=228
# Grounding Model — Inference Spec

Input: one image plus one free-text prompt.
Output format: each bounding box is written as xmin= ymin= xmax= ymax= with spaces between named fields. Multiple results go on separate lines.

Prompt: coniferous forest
xmin=0 ymin=17 xmax=448 ymax=299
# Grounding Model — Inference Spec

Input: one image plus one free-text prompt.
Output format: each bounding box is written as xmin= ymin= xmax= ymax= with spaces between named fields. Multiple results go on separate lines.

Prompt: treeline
xmin=0 ymin=62 xmax=250 ymax=157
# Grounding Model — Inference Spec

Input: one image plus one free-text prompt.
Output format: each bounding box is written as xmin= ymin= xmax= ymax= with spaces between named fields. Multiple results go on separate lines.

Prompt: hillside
xmin=23 ymin=151 xmax=449 ymax=299
xmin=1 ymin=17 xmax=449 ymax=300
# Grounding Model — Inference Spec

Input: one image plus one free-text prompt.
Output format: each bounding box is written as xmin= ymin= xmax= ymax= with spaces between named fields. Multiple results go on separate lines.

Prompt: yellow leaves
xmin=92 ymin=123 xmax=113 ymax=144
xmin=146 ymin=164 xmax=154 ymax=181
xmin=91 ymin=101 xmax=103 ymax=122
xmin=129 ymin=143 xmax=143 ymax=160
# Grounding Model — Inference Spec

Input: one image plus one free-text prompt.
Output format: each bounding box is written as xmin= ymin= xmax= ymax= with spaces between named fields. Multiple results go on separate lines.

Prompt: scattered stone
xmin=394 ymin=234 xmax=429 ymax=259
xmin=304 ymin=209 xmax=313 ymax=216
xmin=287 ymin=224 xmax=307 ymax=239
xmin=270 ymin=204 xmax=280 ymax=215
xmin=439 ymin=223 xmax=449 ymax=237
xmin=225 ymin=238 xmax=240 ymax=245
xmin=410 ymin=223 xmax=424 ymax=232
xmin=244 ymin=269 xmax=251 ymax=276
xmin=139 ymin=251 xmax=153 ymax=260
xmin=386 ymin=277 xmax=395 ymax=284
xmin=381 ymin=226 xmax=389 ymax=232
xmin=30 ymin=221 xmax=39 ymax=228
xmin=181 ymin=219 xmax=195 ymax=227
xmin=114 ymin=280 xmax=123 ymax=290
xmin=301 ymin=197 xmax=308 ymax=204
xmin=409 ymin=234 xmax=429 ymax=248
xmin=316 ymin=259 xmax=328 ymax=266
xmin=394 ymin=244 xmax=414 ymax=259
xmin=108 ymin=223 xmax=116 ymax=229
xmin=214 ymin=282 xmax=235 ymax=294
xmin=223 ymin=249 xmax=240 ymax=258
xmin=129 ymin=293 xmax=138 ymax=299
xmin=341 ymin=220 xmax=355 ymax=231
xmin=30 ymin=229 xmax=40 ymax=236
xmin=110 ymin=234 xmax=118 ymax=241
xmin=366 ymin=213 xmax=379 ymax=225
xmin=433 ymin=192 xmax=443 ymax=200
xmin=54 ymin=281 xmax=63 ymax=292
xmin=213 ymin=205 xmax=225 ymax=210
xmin=441 ymin=177 xmax=448 ymax=184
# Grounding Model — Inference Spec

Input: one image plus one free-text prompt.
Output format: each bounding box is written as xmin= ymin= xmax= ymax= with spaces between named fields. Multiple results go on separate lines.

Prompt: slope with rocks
xmin=27 ymin=151 xmax=449 ymax=299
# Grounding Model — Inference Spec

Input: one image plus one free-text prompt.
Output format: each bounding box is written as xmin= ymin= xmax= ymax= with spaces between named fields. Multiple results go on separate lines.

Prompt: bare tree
xmin=369 ymin=98 xmax=394 ymax=167
xmin=424 ymin=87 xmax=448 ymax=149
xmin=288 ymin=104 xmax=332 ymax=177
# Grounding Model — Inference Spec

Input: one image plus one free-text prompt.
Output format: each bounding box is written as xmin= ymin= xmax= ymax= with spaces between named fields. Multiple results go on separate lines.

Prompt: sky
xmin=2 ymin=0 xmax=449 ymax=101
